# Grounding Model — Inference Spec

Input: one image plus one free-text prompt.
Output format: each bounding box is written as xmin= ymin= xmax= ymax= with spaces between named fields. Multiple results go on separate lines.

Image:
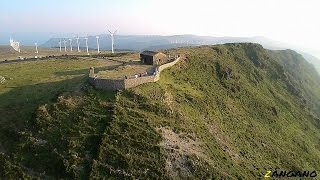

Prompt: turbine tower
xmin=76 ymin=36 xmax=80 ymax=52
xmin=69 ymin=38 xmax=73 ymax=52
xmin=63 ymin=39 xmax=67 ymax=52
xmin=108 ymin=29 xmax=117 ymax=53
xmin=96 ymin=36 xmax=100 ymax=53
xmin=59 ymin=40 xmax=62 ymax=52
xmin=17 ymin=42 xmax=20 ymax=53
xmin=35 ymin=43 xmax=38 ymax=54
xmin=84 ymin=36 xmax=89 ymax=55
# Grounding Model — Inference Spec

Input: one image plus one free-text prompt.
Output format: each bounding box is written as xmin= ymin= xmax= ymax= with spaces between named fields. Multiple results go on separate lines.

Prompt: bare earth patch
xmin=163 ymin=91 xmax=174 ymax=114
xmin=207 ymin=123 xmax=240 ymax=160
xmin=156 ymin=127 xmax=207 ymax=178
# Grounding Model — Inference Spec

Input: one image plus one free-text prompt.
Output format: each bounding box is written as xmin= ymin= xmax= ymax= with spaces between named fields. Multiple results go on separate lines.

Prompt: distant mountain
xmin=41 ymin=35 xmax=267 ymax=50
xmin=41 ymin=34 xmax=320 ymax=73
xmin=298 ymin=52 xmax=320 ymax=74
xmin=0 ymin=32 xmax=60 ymax=46
xmin=41 ymin=34 xmax=212 ymax=51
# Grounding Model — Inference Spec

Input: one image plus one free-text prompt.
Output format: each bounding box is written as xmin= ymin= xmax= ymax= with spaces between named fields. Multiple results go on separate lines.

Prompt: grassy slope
xmin=0 ymin=58 xmax=120 ymax=159
xmin=91 ymin=43 xmax=320 ymax=179
xmin=0 ymin=87 xmax=116 ymax=179
xmin=1 ymin=43 xmax=320 ymax=179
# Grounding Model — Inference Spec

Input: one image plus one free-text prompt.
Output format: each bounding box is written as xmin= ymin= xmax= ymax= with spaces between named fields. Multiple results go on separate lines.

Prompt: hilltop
xmin=41 ymin=35 xmax=320 ymax=73
xmin=0 ymin=43 xmax=320 ymax=179
xmin=42 ymin=35 xmax=282 ymax=51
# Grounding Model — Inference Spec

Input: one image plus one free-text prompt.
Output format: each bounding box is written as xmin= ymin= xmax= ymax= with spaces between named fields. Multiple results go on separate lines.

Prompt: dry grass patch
xmin=156 ymin=127 xmax=208 ymax=178
xmin=96 ymin=64 xmax=153 ymax=79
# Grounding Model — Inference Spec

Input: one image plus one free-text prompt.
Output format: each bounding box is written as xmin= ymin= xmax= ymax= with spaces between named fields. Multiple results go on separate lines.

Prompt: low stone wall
xmin=89 ymin=57 xmax=181 ymax=90
xmin=158 ymin=57 xmax=181 ymax=72
xmin=89 ymin=77 xmax=125 ymax=90
xmin=124 ymin=74 xmax=157 ymax=89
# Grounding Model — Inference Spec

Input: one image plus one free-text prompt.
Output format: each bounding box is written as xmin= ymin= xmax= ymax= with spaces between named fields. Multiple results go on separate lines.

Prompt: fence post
xmin=89 ymin=67 xmax=95 ymax=78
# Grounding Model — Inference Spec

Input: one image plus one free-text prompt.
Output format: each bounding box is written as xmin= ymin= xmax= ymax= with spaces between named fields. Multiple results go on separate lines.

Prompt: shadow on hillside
xmin=0 ymin=76 xmax=88 ymax=151
xmin=54 ymin=68 xmax=93 ymax=76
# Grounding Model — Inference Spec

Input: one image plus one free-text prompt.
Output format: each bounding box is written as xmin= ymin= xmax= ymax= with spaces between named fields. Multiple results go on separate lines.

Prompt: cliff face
xmin=1 ymin=43 xmax=320 ymax=179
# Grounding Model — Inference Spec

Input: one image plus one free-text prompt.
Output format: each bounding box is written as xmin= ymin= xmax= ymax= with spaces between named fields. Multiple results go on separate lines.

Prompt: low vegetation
xmin=0 ymin=43 xmax=320 ymax=179
xmin=0 ymin=58 xmax=120 ymax=156
xmin=96 ymin=63 xmax=153 ymax=79
xmin=0 ymin=45 xmax=139 ymax=62
xmin=0 ymin=45 xmax=58 ymax=61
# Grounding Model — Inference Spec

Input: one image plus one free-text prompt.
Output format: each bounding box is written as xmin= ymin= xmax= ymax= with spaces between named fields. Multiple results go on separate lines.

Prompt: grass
xmin=96 ymin=63 xmax=153 ymax=79
xmin=0 ymin=58 xmax=121 ymax=151
xmin=18 ymin=87 xmax=116 ymax=178
xmin=0 ymin=53 xmax=146 ymax=178
xmin=1 ymin=43 xmax=320 ymax=179
xmin=0 ymin=45 xmax=59 ymax=61
xmin=90 ymin=43 xmax=320 ymax=179
xmin=0 ymin=45 xmax=140 ymax=61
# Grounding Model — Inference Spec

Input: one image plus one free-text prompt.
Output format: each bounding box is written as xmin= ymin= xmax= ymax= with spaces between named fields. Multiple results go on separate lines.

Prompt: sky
xmin=0 ymin=0 xmax=319 ymax=56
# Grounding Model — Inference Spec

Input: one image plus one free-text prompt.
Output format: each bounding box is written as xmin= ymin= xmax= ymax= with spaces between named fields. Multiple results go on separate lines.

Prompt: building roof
xmin=140 ymin=50 xmax=159 ymax=56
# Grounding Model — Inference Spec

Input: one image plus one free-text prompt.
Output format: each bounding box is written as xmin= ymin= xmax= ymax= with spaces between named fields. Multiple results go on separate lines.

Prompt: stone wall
xmin=158 ymin=56 xmax=181 ymax=72
xmin=89 ymin=57 xmax=181 ymax=90
xmin=89 ymin=77 xmax=125 ymax=90
xmin=124 ymin=74 xmax=159 ymax=89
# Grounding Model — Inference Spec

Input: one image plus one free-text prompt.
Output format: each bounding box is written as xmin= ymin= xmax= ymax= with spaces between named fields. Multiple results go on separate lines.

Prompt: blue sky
xmin=1 ymin=0 xmax=320 ymax=57
xmin=0 ymin=0 xmax=146 ymax=33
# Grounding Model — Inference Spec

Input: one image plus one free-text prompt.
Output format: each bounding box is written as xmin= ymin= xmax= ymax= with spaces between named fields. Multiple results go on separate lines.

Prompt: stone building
xmin=140 ymin=51 xmax=167 ymax=65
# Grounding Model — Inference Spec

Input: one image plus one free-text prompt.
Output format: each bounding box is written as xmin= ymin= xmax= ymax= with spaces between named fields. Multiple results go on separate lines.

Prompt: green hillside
xmin=1 ymin=43 xmax=320 ymax=179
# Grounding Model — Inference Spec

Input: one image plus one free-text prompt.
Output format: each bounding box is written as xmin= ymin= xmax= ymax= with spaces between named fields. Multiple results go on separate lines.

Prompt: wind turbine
xmin=59 ymin=40 xmax=62 ymax=52
xmin=63 ymin=39 xmax=67 ymax=52
xmin=76 ymin=36 xmax=80 ymax=52
xmin=96 ymin=36 xmax=100 ymax=53
xmin=9 ymin=38 xmax=21 ymax=53
xmin=108 ymin=29 xmax=117 ymax=53
xmin=69 ymin=38 xmax=73 ymax=52
xmin=35 ymin=43 xmax=38 ymax=54
xmin=84 ymin=36 xmax=89 ymax=55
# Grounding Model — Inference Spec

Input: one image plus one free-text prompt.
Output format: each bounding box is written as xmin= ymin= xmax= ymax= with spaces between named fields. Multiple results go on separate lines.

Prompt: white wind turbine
xmin=17 ymin=42 xmax=20 ymax=53
xmin=59 ymin=40 xmax=62 ymax=52
xmin=108 ymin=29 xmax=117 ymax=53
xmin=84 ymin=36 xmax=89 ymax=55
xmin=76 ymin=36 xmax=80 ymax=52
xmin=69 ymin=38 xmax=73 ymax=52
xmin=9 ymin=38 xmax=21 ymax=53
xmin=63 ymin=39 xmax=67 ymax=52
xmin=96 ymin=36 xmax=100 ymax=53
xmin=35 ymin=43 xmax=38 ymax=54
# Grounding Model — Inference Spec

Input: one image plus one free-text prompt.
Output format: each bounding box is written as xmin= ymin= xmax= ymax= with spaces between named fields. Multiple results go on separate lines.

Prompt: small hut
xmin=140 ymin=51 xmax=167 ymax=65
